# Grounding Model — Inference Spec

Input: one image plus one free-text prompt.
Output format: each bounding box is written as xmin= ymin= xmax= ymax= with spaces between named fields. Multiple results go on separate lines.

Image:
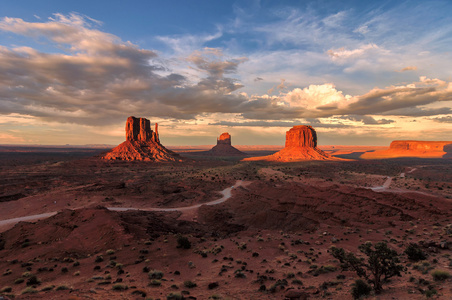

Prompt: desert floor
xmin=0 ymin=146 xmax=451 ymax=299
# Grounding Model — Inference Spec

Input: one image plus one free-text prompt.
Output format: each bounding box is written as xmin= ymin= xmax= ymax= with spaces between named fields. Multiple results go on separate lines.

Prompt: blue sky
xmin=1 ymin=0 xmax=452 ymax=145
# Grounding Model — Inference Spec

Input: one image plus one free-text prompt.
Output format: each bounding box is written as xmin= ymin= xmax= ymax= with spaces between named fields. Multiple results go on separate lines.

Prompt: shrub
xmin=184 ymin=280 xmax=197 ymax=288
xmin=149 ymin=279 xmax=161 ymax=286
xmin=405 ymin=243 xmax=427 ymax=261
xmin=177 ymin=235 xmax=191 ymax=249
xmin=14 ymin=278 xmax=24 ymax=284
xmin=431 ymin=270 xmax=451 ymax=281
xmin=167 ymin=292 xmax=183 ymax=300
xmin=26 ymin=275 xmax=41 ymax=286
xmin=106 ymin=249 xmax=115 ymax=255
xmin=1 ymin=286 xmax=12 ymax=293
xmin=331 ymin=242 xmax=405 ymax=293
xmin=41 ymin=285 xmax=55 ymax=291
xmin=55 ymin=285 xmax=70 ymax=291
xmin=21 ymin=287 xmax=37 ymax=294
xmin=351 ymin=279 xmax=371 ymax=299
xmin=112 ymin=284 xmax=128 ymax=291
xmin=148 ymin=269 xmax=164 ymax=279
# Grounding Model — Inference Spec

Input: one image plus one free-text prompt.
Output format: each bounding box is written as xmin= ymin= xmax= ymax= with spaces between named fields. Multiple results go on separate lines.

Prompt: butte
xmin=243 ymin=125 xmax=333 ymax=162
xmin=205 ymin=132 xmax=246 ymax=156
xmin=102 ymin=116 xmax=181 ymax=162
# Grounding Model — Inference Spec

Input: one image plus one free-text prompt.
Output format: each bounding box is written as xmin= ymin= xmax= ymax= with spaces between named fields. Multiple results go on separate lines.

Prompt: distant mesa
xmin=102 ymin=116 xmax=181 ymax=162
xmin=361 ymin=140 xmax=452 ymax=159
xmin=206 ymin=132 xmax=246 ymax=156
xmin=243 ymin=125 xmax=332 ymax=162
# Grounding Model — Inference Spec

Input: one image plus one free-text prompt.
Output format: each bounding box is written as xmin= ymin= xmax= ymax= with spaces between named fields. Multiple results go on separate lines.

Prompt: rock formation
xmin=206 ymin=132 xmax=246 ymax=156
xmin=102 ymin=116 xmax=181 ymax=162
xmin=243 ymin=125 xmax=331 ymax=162
xmin=361 ymin=140 xmax=452 ymax=159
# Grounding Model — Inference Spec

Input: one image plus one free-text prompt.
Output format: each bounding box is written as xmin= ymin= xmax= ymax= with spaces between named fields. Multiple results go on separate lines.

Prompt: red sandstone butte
xmin=207 ymin=132 xmax=246 ymax=156
xmin=102 ymin=116 xmax=181 ymax=162
xmin=243 ymin=125 xmax=331 ymax=162
xmin=361 ymin=140 xmax=452 ymax=159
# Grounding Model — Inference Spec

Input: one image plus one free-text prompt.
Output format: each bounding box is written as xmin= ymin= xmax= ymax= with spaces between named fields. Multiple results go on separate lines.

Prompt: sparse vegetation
xmin=351 ymin=279 xmax=372 ymax=299
xmin=431 ymin=269 xmax=451 ymax=281
xmin=176 ymin=235 xmax=191 ymax=249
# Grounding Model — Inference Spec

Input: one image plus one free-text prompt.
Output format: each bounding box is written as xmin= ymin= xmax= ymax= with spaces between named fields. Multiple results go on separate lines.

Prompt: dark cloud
xmin=339 ymin=115 xmax=395 ymax=125
xmin=432 ymin=116 xmax=452 ymax=123
xmin=381 ymin=107 xmax=452 ymax=117
xmin=209 ymin=120 xmax=351 ymax=128
xmin=254 ymin=77 xmax=263 ymax=81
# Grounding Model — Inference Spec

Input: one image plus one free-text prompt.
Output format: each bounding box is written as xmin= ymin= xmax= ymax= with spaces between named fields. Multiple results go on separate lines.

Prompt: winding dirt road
xmin=0 ymin=180 xmax=246 ymax=230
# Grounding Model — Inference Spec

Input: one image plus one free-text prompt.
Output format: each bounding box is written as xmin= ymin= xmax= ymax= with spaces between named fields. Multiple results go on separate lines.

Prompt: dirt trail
xmin=0 ymin=180 xmax=247 ymax=231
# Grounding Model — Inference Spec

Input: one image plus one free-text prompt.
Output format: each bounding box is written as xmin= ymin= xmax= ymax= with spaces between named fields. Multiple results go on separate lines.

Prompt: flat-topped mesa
xmin=243 ymin=125 xmax=333 ymax=162
xmin=361 ymin=140 xmax=452 ymax=159
xmin=217 ymin=132 xmax=232 ymax=145
xmin=390 ymin=140 xmax=450 ymax=151
xmin=285 ymin=125 xmax=317 ymax=148
xmin=207 ymin=132 xmax=245 ymax=156
xmin=102 ymin=116 xmax=180 ymax=162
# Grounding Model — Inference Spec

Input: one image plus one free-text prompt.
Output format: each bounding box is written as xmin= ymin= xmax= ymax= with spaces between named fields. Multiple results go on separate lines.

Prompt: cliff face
xmin=285 ymin=126 xmax=317 ymax=148
xmin=102 ymin=116 xmax=181 ymax=162
xmin=361 ymin=140 xmax=452 ymax=159
xmin=243 ymin=125 xmax=332 ymax=162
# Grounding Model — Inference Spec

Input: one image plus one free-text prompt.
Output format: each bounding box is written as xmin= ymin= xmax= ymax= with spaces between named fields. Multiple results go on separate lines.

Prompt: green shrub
xmin=106 ymin=249 xmax=115 ymax=255
xmin=14 ymin=278 xmax=24 ymax=284
xmin=431 ymin=270 xmax=451 ymax=281
xmin=149 ymin=279 xmax=161 ymax=286
xmin=1 ymin=286 xmax=12 ymax=293
xmin=21 ymin=287 xmax=38 ymax=294
xmin=184 ymin=280 xmax=197 ymax=288
xmin=55 ymin=285 xmax=70 ymax=291
xmin=148 ymin=269 xmax=164 ymax=279
xmin=177 ymin=235 xmax=191 ymax=249
xmin=112 ymin=284 xmax=128 ymax=291
xmin=167 ymin=292 xmax=183 ymax=300
xmin=351 ymin=279 xmax=371 ymax=299
xmin=405 ymin=243 xmax=427 ymax=261
xmin=26 ymin=275 xmax=41 ymax=286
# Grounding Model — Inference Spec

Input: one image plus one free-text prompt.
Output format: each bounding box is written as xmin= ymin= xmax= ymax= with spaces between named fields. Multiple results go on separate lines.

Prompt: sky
xmin=1 ymin=0 xmax=452 ymax=146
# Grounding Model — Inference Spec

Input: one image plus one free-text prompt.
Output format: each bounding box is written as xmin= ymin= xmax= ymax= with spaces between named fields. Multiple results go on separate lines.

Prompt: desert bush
xmin=331 ymin=242 xmax=404 ymax=293
xmin=55 ymin=285 xmax=70 ymax=291
xmin=26 ymin=275 xmax=41 ymax=286
xmin=1 ymin=286 xmax=12 ymax=293
xmin=21 ymin=287 xmax=37 ymax=294
xmin=148 ymin=269 xmax=164 ymax=279
xmin=177 ymin=235 xmax=191 ymax=249
xmin=112 ymin=284 xmax=128 ymax=291
xmin=41 ymin=285 xmax=55 ymax=291
xmin=351 ymin=279 xmax=371 ymax=299
xmin=149 ymin=279 xmax=161 ymax=286
xmin=167 ymin=292 xmax=183 ymax=300
xmin=14 ymin=277 xmax=24 ymax=285
xmin=131 ymin=289 xmax=147 ymax=297
xmin=405 ymin=243 xmax=427 ymax=261
xmin=95 ymin=255 xmax=104 ymax=263
xmin=431 ymin=269 xmax=451 ymax=281
xmin=106 ymin=249 xmax=115 ymax=255
xmin=184 ymin=280 xmax=197 ymax=288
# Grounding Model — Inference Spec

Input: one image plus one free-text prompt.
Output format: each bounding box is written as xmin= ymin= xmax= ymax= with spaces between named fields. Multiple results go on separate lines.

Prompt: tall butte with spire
xmin=243 ymin=125 xmax=332 ymax=161
xmin=102 ymin=116 xmax=181 ymax=162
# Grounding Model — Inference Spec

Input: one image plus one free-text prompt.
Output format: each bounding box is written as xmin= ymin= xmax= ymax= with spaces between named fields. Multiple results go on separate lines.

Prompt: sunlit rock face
xmin=243 ymin=125 xmax=331 ymax=162
xmin=102 ymin=116 xmax=181 ymax=162
xmin=207 ymin=132 xmax=246 ymax=156
xmin=362 ymin=140 xmax=452 ymax=159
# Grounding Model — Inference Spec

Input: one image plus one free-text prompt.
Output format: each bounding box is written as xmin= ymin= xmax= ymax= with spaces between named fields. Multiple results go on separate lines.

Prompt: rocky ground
xmin=0 ymin=147 xmax=451 ymax=299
